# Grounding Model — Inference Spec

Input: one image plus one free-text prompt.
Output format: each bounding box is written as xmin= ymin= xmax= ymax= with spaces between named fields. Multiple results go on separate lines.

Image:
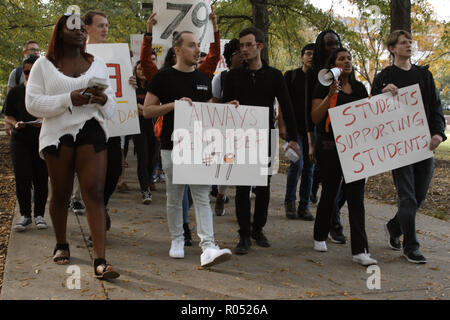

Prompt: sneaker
xmin=297 ymin=207 xmax=315 ymax=221
xmin=200 ymin=246 xmax=232 ymax=267
xmin=353 ymin=253 xmax=378 ymax=266
xmin=13 ymin=216 xmax=32 ymax=232
xmin=215 ymin=196 xmax=226 ymax=216
xmin=152 ymin=174 xmax=159 ymax=183
xmin=384 ymin=224 xmax=401 ymax=251
xmin=310 ymin=193 xmax=318 ymax=204
xmin=329 ymin=225 xmax=346 ymax=244
xmin=141 ymin=189 xmax=152 ymax=205
xmin=35 ymin=216 xmax=48 ymax=230
xmin=71 ymin=200 xmax=85 ymax=215
xmin=183 ymin=223 xmax=193 ymax=247
xmin=251 ymin=230 xmax=270 ymax=247
xmin=235 ymin=236 xmax=251 ymax=255
xmin=314 ymin=240 xmax=327 ymax=252
xmin=403 ymin=250 xmax=427 ymax=264
xmin=284 ymin=200 xmax=297 ymax=219
xmin=169 ymin=240 xmax=185 ymax=258
xmin=158 ymin=172 xmax=166 ymax=183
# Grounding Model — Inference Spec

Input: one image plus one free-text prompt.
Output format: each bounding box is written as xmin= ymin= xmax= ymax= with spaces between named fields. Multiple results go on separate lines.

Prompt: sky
xmin=308 ymin=0 xmax=450 ymax=22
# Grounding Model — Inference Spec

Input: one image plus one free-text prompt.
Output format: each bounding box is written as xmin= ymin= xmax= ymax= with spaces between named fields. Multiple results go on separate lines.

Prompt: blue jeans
xmin=284 ymin=133 xmax=315 ymax=208
xmin=389 ymin=158 xmax=434 ymax=254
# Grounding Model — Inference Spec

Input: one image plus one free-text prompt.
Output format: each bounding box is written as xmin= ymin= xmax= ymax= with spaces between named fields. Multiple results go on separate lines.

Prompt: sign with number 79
xmin=153 ymin=0 xmax=214 ymax=67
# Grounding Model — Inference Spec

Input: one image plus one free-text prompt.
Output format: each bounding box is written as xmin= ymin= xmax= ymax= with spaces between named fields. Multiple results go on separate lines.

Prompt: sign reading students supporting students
xmin=152 ymin=0 xmax=214 ymax=69
xmin=87 ymin=43 xmax=140 ymax=137
xmin=328 ymin=84 xmax=434 ymax=183
xmin=173 ymin=101 xmax=270 ymax=186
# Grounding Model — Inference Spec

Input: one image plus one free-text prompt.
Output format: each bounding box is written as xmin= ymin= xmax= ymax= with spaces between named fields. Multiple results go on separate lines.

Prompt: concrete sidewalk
xmin=1 ymin=149 xmax=449 ymax=300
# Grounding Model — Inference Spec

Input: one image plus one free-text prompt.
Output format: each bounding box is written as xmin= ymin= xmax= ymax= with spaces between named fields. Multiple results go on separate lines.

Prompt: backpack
xmin=219 ymin=70 xmax=229 ymax=101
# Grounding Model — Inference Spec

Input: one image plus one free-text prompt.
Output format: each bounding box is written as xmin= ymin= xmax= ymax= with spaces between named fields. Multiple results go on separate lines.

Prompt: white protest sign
xmin=87 ymin=43 xmax=140 ymax=137
xmin=152 ymin=0 xmax=214 ymax=68
xmin=328 ymin=84 xmax=433 ymax=183
xmin=173 ymin=101 xmax=269 ymax=186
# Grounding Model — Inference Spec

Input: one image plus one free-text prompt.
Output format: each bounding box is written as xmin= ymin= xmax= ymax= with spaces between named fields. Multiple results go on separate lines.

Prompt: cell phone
xmin=82 ymin=77 xmax=109 ymax=97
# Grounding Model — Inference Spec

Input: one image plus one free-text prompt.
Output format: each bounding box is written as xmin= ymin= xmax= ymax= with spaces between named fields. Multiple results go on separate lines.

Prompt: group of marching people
xmin=3 ymin=8 xmax=446 ymax=280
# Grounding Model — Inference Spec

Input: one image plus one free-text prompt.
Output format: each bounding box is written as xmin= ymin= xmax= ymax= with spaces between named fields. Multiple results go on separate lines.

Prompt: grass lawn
xmin=435 ymin=131 xmax=450 ymax=161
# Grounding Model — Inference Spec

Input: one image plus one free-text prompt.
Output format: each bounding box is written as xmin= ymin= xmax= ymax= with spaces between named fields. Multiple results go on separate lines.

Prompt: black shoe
xmin=329 ymin=225 xmax=346 ymax=244
xmin=284 ymin=200 xmax=297 ymax=219
xmin=297 ymin=207 xmax=315 ymax=221
xmin=106 ymin=209 xmax=111 ymax=231
xmin=235 ymin=236 xmax=251 ymax=254
xmin=183 ymin=223 xmax=193 ymax=247
xmin=403 ymin=250 xmax=427 ymax=264
xmin=251 ymin=230 xmax=270 ymax=247
xmin=71 ymin=200 xmax=85 ymax=215
xmin=310 ymin=193 xmax=318 ymax=204
xmin=384 ymin=224 xmax=401 ymax=251
xmin=215 ymin=196 xmax=226 ymax=216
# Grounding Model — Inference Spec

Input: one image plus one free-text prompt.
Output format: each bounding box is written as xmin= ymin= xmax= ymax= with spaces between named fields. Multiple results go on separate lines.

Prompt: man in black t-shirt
xmin=222 ymin=27 xmax=301 ymax=255
xmin=143 ymin=31 xmax=232 ymax=268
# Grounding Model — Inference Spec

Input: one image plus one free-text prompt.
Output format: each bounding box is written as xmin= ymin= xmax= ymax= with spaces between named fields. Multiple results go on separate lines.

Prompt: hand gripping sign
xmin=152 ymin=0 xmax=214 ymax=68
xmin=328 ymin=84 xmax=434 ymax=183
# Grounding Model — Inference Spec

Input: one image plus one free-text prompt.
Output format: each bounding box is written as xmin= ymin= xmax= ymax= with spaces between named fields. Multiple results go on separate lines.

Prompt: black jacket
xmin=222 ymin=61 xmax=298 ymax=142
xmin=371 ymin=64 xmax=447 ymax=142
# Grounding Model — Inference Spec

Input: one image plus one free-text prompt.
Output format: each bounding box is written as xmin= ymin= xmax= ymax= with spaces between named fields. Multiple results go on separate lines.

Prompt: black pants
xmin=235 ymin=176 xmax=271 ymax=237
xmin=132 ymin=117 xmax=158 ymax=191
xmin=104 ymin=136 xmax=122 ymax=206
xmin=10 ymin=136 xmax=48 ymax=217
xmin=313 ymin=141 xmax=368 ymax=255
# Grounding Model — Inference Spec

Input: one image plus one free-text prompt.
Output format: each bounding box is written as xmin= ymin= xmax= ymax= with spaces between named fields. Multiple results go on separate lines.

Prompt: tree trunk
xmin=390 ymin=0 xmax=411 ymax=33
xmin=250 ymin=0 xmax=269 ymax=63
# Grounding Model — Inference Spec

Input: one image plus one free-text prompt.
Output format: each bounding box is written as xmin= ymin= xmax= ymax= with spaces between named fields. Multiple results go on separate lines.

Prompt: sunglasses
xmin=23 ymin=70 xmax=31 ymax=75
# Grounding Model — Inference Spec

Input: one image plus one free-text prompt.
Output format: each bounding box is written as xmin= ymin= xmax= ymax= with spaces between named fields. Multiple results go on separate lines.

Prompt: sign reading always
xmin=328 ymin=84 xmax=433 ymax=183
xmin=152 ymin=0 xmax=214 ymax=68
xmin=173 ymin=101 xmax=270 ymax=186
xmin=87 ymin=43 xmax=140 ymax=137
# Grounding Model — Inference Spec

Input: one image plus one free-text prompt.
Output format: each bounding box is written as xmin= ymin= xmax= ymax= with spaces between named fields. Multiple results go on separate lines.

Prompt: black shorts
xmin=43 ymin=118 xmax=107 ymax=156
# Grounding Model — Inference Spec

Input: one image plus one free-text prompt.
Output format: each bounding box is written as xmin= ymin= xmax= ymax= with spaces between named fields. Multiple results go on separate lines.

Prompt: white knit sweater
xmin=25 ymin=55 xmax=116 ymax=157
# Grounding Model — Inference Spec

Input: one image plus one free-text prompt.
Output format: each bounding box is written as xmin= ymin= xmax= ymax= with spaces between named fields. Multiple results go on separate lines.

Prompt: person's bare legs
xmin=44 ymin=146 xmax=76 ymax=264
xmin=75 ymin=144 xmax=107 ymax=260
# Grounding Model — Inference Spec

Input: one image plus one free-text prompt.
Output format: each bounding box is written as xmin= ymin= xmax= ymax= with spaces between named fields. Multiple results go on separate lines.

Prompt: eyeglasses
xmin=239 ymin=43 xmax=259 ymax=49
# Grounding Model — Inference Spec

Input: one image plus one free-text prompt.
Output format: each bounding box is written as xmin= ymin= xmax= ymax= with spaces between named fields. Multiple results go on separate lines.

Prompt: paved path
xmin=1 ymin=148 xmax=449 ymax=300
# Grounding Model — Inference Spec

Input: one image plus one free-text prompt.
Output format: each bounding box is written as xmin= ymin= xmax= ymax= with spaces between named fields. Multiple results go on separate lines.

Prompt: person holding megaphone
xmin=311 ymin=48 xmax=377 ymax=266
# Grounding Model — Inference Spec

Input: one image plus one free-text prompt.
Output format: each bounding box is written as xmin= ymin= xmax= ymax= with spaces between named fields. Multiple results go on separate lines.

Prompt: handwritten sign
xmin=328 ymin=84 xmax=434 ymax=183
xmin=173 ymin=101 xmax=269 ymax=186
xmin=153 ymin=0 xmax=214 ymax=69
xmin=87 ymin=43 xmax=140 ymax=137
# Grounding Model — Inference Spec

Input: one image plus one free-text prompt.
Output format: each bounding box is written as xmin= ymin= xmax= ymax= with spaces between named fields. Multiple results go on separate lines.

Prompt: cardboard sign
xmin=87 ymin=43 xmax=140 ymax=137
xmin=152 ymin=0 xmax=214 ymax=68
xmin=328 ymin=84 xmax=434 ymax=183
xmin=173 ymin=101 xmax=270 ymax=186
xmin=130 ymin=34 xmax=144 ymax=67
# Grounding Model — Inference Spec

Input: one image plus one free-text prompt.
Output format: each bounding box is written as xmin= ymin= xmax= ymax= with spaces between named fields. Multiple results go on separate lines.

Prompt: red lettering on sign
xmin=352 ymin=152 xmax=364 ymax=174
xmin=343 ymin=106 xmax=356 ymax=126
xmin=410 ymin=90 xmax=419 ymax=106
xmin=107 ymin=64 xmax=122 ymax=98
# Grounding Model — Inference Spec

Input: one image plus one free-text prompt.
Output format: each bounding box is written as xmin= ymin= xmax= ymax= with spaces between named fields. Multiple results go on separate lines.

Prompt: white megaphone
xmin=318 ymin=67 xmax=342 ymax=86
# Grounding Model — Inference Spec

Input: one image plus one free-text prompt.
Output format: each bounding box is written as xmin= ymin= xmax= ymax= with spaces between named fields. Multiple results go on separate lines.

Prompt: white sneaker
xmin=13 ymin=216 xmax=32 ymax=232
xmin=169 ymin=240 xmax=185 ymax=258
xmin=200 ymin=246 xmax=232 ymax=268
xmin=35 ymin=216 xmax=48 ymax=230
xmin=314 ymin=241 xmax=327 ymax=252
xmin=352 ymin=253 xmax=378 ymax=266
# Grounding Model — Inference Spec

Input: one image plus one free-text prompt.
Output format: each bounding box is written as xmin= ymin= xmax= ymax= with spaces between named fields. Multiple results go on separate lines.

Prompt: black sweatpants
xmin=313 ymin=141 xmax=369 ymax=255
xmin=10 ymin=137 xmax=48 ymax=217
xmin=104 ymin=136 xmax=122 ymax=206
xmin=132 ymin=117 xmax=158 ymax=191
xmin=235 ymin=176 xmax=271 ymax=237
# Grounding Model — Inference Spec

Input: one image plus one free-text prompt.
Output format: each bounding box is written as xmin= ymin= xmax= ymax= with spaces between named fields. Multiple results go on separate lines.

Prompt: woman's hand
xmin=327 ymin=80 xmax=341 ymax=98
xmin=71 ymin=89 xmax=91 ymax=106
xmin=146 ymin=12 xmax=157 ymax=33
xmin=382 ymin=83 xmax=399 ymax=96
xmin=14 ymin=121 xmax=26 ymax=130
